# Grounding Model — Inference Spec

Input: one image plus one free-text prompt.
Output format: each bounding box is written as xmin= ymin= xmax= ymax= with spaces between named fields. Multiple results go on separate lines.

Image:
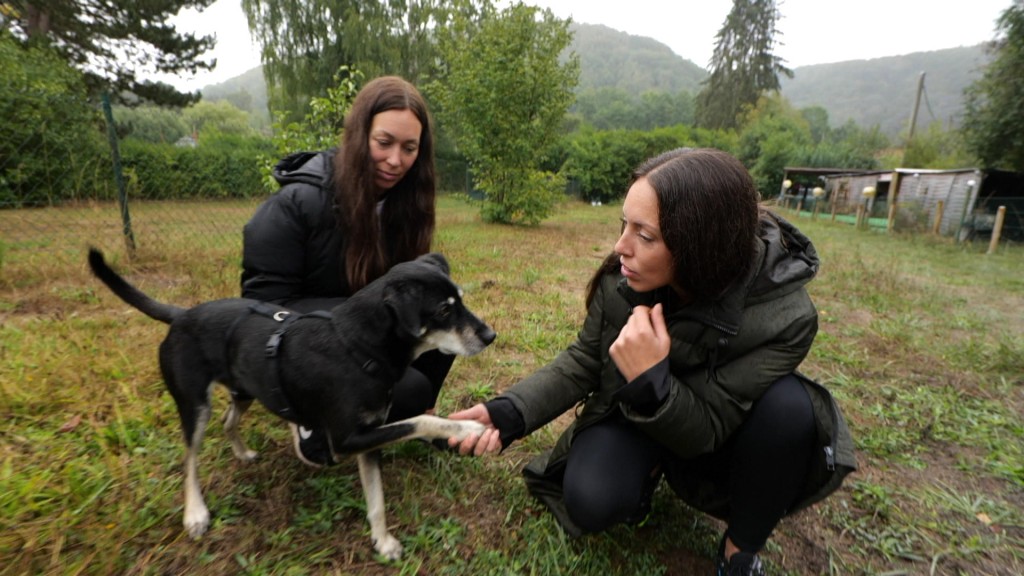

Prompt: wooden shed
xmin=807 ymin=167 xmax=1024 ymax=241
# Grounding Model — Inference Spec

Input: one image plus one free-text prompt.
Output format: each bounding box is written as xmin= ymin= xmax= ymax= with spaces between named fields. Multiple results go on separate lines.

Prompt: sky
xmin=158 ymin=0 xmax=1011 ymax=92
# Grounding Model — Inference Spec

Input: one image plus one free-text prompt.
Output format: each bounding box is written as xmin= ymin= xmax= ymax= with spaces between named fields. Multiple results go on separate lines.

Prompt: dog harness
xmin=225 ymin=303 xmax=332 ymax=419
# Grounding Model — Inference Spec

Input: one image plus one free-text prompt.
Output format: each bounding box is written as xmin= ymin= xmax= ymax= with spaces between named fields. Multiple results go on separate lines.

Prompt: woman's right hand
xmin=447 ymin=404 xmax=503 ymax=456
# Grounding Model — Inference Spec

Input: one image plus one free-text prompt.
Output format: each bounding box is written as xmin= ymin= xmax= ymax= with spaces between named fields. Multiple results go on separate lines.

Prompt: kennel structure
xmin=781 ymin=166 xmax=1024 ymax=241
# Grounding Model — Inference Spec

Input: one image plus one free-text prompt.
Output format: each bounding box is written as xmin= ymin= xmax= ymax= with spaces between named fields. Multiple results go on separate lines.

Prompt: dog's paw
xmin=183 ymin=506 xmax=210 ymax=539
xmin=373 ymin=533 xmax=403 ymax=561
xmin=450 ymin=419 xmax=487 ymax=441
xmin=235 ymin=448 xmax=258 ymax=462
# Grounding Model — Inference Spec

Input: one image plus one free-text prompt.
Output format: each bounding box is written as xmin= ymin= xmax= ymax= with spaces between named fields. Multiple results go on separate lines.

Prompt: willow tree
xmin=241 ymin=0 xmax=491 ymax=119
xmin=1 ymin=0 xmax=216 ymax=106
xmin=696 ymin=0 xmax=791 ymax=131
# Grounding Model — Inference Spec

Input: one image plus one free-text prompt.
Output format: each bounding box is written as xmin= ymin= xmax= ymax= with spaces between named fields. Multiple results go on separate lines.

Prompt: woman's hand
xmin=609 ymin=303 xmax=670 ymax=382
xmin=446 ymin=404 xmax=503 ymax=456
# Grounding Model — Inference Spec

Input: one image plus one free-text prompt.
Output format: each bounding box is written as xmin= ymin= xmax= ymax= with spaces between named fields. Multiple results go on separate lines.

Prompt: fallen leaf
xmin=58 ymin=414 xmax=82 ymax=433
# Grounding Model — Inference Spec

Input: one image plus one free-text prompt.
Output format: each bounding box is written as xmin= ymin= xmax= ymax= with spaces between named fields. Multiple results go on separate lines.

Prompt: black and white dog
xmin=87 ymin=248 xmax=495 ymax=560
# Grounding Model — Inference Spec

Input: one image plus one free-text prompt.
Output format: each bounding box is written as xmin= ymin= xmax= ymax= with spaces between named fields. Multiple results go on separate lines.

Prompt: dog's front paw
xmin=374 ymin=533 xmax=403 ymax=561
xmin=450 ymin=419 xmax=487 ymax=441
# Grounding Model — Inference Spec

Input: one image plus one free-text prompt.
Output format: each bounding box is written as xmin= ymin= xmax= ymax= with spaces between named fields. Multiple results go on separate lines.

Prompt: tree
xmin=962 ymin=2 xmax=1024 ymax=172
xmin=695 ymin=0 xmax=791 ymax=131
xmin=735 ymin=94 xmax=810 ymax=196
xmin=114 ymin=104 xmax=191 ymax=144
xmin=182 ymin=100 xmax=257 ymax=137
xmin=1 ymin=0 xmax=216 ymax=106
xmin=902 ymin=121 xmax=973 ymax=169
xmin=573 ymin=88 xmax=695 ymax=131
xmin=0 ymin=29 xmax=107 ymax=205
xmin=430 ymin=1 xmax=579 ymax=224
xmin=257 ymin=66 xmax=362 ymax=192
xmin=241 ymin=0 xmax=491 ymax=120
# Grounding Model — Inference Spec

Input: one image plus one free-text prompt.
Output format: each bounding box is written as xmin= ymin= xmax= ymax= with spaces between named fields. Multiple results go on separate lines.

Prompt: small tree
xmin=257 ymin=67 xmax=362 ymax=192
xmin=430 ymin=1 xmax=579 ymax=224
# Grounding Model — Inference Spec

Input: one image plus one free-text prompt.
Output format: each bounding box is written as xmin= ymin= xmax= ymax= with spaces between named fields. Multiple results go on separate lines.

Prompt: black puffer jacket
xmin=241 ymin=150 xmax=349 ymax=313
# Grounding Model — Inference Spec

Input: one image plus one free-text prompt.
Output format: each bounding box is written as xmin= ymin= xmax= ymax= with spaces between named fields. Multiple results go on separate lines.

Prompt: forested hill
xmin=569 ymin=23 xmax=707 ymax=94
xmin=570 ymin=22 xmax=990 ymax=136
xmin=201 ymin=22 xmax=990 ymax=138
xmin=780 ymin=45 xmax=990 ymax=136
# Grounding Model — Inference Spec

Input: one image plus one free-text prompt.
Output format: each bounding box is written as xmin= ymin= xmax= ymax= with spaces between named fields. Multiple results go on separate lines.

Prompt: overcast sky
xmin=158 ymin=0 xmax=1010 ymax=92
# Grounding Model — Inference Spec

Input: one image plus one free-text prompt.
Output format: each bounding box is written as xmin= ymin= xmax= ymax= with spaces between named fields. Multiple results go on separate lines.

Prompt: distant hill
xmin=200 ymin=23 xmax=990 ymax=138
xmin=568 ymin=23 xmax=707 ymax=95
xmin=780 ymin=45 xmax=991 ymax=137
xmin=200 ymin=66 xmax=270 ymax=125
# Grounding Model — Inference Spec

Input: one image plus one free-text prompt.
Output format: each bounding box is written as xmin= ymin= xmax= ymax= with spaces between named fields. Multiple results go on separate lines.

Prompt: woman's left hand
xmin=610 ymin=303 xmax=670 ymax=382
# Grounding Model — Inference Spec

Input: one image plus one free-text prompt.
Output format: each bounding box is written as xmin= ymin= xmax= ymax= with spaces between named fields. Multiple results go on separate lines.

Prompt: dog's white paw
xmin=236 ymin=449 xmax=258 ymax=462
xmin=183 ymin=505 xmax=210 ymax=539
xmin=450 ymin=419 xmax=487 ymax=441
xmin=374 ymin=533 xmax=403 ymax=561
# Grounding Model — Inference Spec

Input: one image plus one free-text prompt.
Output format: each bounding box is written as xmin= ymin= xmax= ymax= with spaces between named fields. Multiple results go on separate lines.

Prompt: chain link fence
xmin=2 ymin=93 xmax=276 ymax=272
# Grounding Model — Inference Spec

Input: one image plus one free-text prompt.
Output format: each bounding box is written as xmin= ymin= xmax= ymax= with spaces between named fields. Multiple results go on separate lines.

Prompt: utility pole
xmin=908 ymin=72 xmax=925 ymax=140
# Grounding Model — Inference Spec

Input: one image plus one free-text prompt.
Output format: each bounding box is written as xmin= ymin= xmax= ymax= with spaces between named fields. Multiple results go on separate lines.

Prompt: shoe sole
xmin=289 ymin=423 xmax=325 ymax=469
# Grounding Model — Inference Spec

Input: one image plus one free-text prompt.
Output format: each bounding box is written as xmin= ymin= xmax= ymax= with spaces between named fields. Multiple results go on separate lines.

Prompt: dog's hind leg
xmin=356 ymin=451 xmax=403 ymax=561
xmin=182 ymin=401 xmax=212 ymax=538
xmin=222 ymin=392 xmax=257 ymax=461
xmin=162 ymin=340 xmax=216 ymax=539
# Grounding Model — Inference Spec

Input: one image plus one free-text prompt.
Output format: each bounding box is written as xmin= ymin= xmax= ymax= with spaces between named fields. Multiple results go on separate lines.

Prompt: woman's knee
xmin=562 ymin=422 xmax=662 ymax=533
xmin=747 ymin=374 xmax=814 ymax=438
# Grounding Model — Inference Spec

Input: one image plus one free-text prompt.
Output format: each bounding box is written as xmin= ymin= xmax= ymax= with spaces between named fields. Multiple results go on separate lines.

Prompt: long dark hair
xmin=334 ymin=76 xmax=436 ymax=291
xmin=586 ymin=148 xmax=760 ymax=307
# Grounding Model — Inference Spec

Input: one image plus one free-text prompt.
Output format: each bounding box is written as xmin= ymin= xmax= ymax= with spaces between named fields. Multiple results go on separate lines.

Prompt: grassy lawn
xmin=1 ymin=195 xmax=1022 ymax=575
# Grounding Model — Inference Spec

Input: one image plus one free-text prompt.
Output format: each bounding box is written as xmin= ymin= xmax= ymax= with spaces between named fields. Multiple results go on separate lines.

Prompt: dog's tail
xmin=87 ymin=248 xmax=184 ymax=324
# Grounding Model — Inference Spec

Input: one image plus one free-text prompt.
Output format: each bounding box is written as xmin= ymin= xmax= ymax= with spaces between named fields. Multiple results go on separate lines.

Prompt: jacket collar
xmin=614 ymin=238 xmax=766 ymax=337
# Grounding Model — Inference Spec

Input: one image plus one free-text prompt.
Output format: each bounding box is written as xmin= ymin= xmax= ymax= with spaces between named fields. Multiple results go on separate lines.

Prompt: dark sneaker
xmin=716 ymin=534 xmax=766 ymax=576
xmin=289 ymin=424 xmax=336 ymax=468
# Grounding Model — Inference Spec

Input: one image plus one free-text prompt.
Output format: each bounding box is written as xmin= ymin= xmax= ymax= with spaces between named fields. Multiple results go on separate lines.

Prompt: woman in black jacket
xmin=449 ymin=148 xmax=855 ymax=576
xmin=241 ymin=76 xmax=454 ymax=467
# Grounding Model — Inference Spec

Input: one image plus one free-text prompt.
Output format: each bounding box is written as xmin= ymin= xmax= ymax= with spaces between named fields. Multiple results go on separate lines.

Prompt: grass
xmin=1 ymin=196 xmax=1022 ymax=575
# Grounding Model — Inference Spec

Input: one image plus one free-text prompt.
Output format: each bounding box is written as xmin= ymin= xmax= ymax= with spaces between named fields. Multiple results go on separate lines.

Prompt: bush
xmin=118 ymin=134 xmax=274 ymax=199
xmin=0 ymin=31 xmax=109 ymax=206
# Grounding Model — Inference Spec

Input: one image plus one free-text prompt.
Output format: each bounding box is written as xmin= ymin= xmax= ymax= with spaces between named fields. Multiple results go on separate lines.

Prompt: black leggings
xmin=387 ymin=349 xmax=455 ymax=422
xmin=562 ymin=373 xmax=815 ymax=553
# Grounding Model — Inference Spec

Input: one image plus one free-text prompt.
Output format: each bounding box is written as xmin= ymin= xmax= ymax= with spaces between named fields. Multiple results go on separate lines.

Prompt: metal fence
xmin=1 ymin=93 xmax=274 ymax=265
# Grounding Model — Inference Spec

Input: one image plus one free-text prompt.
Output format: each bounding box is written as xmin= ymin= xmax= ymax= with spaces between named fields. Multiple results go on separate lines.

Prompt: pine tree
xmin=1 ymin=0 xmax=216 ymax=106
xmin=695 ymin=0 xmax=791 ymax=131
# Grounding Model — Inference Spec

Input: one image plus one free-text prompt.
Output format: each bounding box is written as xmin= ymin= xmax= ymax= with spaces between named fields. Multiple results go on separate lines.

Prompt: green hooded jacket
xmin=495 ymin=213 xmax=856 ymax=536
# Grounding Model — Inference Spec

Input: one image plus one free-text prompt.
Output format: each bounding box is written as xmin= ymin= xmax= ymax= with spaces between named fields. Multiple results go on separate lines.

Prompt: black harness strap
xmin=224 ymin=303 xmax=332 ymax=418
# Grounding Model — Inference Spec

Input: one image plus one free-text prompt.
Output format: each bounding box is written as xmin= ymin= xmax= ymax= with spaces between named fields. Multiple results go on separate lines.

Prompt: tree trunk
xmin=26 ymin=4 xmax=51 ymax=37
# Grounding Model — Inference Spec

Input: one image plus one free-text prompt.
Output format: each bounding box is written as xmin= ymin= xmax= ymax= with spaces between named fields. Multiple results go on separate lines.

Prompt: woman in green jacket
xmin=450 ymin=148 xmax=855 ymax=576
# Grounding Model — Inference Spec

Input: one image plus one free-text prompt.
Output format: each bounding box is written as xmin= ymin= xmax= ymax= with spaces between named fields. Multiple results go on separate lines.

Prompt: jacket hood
xmin=272 ymin=149 xmax=335 ymax=188
xmin=616 ymin=212 xmax=819 ymax=335
xmin=748 ymin=212 xmax=819 ymax=303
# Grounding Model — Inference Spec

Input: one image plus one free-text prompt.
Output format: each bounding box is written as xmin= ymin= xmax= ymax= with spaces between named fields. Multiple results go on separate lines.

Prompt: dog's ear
xmin=383 ymin=281 xmax=424 ymax=339
xmin=417 ymin=252 xmax=450 ymax=276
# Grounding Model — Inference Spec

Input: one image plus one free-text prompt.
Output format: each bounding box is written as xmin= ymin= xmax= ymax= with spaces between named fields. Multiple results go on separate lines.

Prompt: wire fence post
xmin=101 ymin=92 xmax=136 ymax=256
